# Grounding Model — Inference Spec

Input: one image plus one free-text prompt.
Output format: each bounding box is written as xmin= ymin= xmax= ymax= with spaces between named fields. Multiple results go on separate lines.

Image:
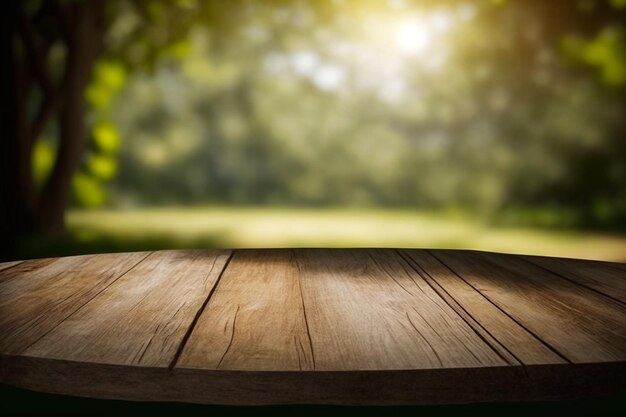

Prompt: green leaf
xmin=85 ymin=60 xmax=127 ymax=109
xmin=96 ymin=60 xmax=127 ymax=90
xmin=72 ymin=173 xmax=107 ymax=208
xmin=161 ymin=40 xmax=191 ymax=59
xmin=562 ymin=28 xmax=626 ymax=86
xmin=93 ymin=122 xmax=121 ymax=153
xmin=88 ymin=154 xmax=118 ymax=180
xmin=32 ymin=139 xmax=56 ymax=185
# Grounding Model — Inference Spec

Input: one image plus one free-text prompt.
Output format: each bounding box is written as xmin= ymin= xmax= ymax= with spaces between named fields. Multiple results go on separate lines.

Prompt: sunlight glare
xmin=394 ymin=19 xmax=431 ymax=55
xmin=313 ymin=64 xmax=346 ymax=91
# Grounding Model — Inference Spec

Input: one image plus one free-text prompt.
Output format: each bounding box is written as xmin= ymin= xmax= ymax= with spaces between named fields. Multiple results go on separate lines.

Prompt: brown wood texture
xmin=522 ymin=254 xmax=626 ymax=304
xmin=431 ymin=250 xmax=626 ymax=363
xmin=398 ymin=250 xmax=565 ymax=365
xmin=178 ymin=250 xmax=314 ymax=371
xmin=1 ymin=249 xmax=625 ymax=405
xmin=293 ymin=249 xmax=507 ymax=370
xmin=23 ymin=250 xmax=231 ymax=367
xmin=0 ymin=261 xmax=23 ymax=273
xmin=0 ymin=253 xmax=150 ymax=353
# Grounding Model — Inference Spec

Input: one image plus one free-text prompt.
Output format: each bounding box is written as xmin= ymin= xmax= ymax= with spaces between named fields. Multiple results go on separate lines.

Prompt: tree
xmin=2 ymin=0 xmax=108 ymax=240
xmin=1 ymin=0 xmax=334 ymax=244
xmin=0 ymin=0 xmax=242 ymax=255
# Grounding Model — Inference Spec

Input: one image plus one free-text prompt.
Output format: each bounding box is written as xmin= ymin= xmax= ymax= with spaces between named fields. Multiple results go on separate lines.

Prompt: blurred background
xmin=2 ymin=0 xmax=626 ymax=262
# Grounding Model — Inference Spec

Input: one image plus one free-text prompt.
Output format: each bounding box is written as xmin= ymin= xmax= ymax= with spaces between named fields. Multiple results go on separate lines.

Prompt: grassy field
xmin=16 ymin=206 xmax=626 ymax=262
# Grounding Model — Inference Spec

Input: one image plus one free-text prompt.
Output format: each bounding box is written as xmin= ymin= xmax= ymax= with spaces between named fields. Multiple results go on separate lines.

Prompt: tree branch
xmin=31 ymin=89 xmax=64 ymax=143
xmin=16 ymin=2 xmax=54 ymax=97
xmin=16 ymin=1 xmax=69 ymax=148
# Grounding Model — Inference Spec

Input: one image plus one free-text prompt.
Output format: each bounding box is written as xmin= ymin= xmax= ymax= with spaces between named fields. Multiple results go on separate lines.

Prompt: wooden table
xmin=1 ymin=249 xmax=625 ymax=405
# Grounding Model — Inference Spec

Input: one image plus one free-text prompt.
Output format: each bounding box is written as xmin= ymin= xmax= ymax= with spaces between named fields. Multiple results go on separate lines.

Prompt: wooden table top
xmin=1 ymin=249 xmax=625 ymax=405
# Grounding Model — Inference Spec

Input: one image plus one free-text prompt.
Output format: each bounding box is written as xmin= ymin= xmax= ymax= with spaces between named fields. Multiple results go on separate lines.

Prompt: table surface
xmin=1 ymin=249 xmax=625 ymax=405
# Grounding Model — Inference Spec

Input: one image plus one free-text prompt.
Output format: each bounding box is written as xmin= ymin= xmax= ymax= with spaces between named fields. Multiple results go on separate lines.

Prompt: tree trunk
xmin=1 ymin=1 xmax=106 ymax=257
xmin=0 ymin=2 xmax=38 ymax=258
xmin=38 ymin=2 xmax=106 ymax=233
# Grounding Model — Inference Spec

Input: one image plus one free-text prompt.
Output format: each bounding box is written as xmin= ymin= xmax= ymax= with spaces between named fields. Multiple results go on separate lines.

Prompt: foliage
xmin=71 ymin=0 xmax=624 ymax=231
xmin=28 ymin=0 xmax=625 ymax=231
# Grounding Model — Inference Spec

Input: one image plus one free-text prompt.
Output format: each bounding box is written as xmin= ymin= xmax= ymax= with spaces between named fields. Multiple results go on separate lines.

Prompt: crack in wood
xmin=293 ymin=249 xmax=316 ymax=370
xmin=168 ymin=251 xmax=234 ymax=370
xmin=136 ymin=321 xmax=163 ymax=364
xmin=216 ymin=304 xmax=240 ymax=369
xmin=405 ymin=311 xmax=443 ymax=367
xmin=294 ymin=335 xmax=304 ymax=371
xmin=366 ymin=250 xmax=417 ymax=297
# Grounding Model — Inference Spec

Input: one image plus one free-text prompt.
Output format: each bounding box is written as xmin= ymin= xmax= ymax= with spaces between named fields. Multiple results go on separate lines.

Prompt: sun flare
xmin=394 ymin=19 xmax=431 ymax=55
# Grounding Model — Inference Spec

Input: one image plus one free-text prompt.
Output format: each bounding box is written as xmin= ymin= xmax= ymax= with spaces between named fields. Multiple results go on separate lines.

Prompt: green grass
xmin=15 ymin=206 xmax=626 ymax=262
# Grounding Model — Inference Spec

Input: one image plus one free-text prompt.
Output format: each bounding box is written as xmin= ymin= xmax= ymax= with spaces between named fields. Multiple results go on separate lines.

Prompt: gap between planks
xmin=395 ymin=249 xmax=522 ymax=368
xmin=425 ymin=250 xmax=573 ymax=364
xmin=520 ymin=257 xmax=626 ymax=307
xmin=168 ymin=251 xmax=235 ymax=370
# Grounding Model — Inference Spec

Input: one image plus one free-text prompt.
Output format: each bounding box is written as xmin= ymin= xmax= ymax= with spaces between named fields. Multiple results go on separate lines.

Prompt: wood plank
xmin=0 ymin=253 xmax=149 ymax=353
xmin=431 ymin=250 xmax=626 ymax=363
xmin=180 ymin=249 xmax=507 ymax=372
xmin=178 ymin=249 xmax=314 ymax=371
xmin=1 ymin=249 xmax=626 ymax=405
xmin=0 ymin=260 xmax=23 ymax=272
xmin=295 ymin=249 xmax=508 ymax=370
xmin=0 ymin=257 xmax=59 ymax=283
xmin=24 ymin=250 xmax=231 ymax=367
xmin=523 ymin=254 xmax=626 ymax=304
xmin=399 ymin=250 xmax=566 ymax=365
xmin=3 ymin=354 xmax=625 ymax=405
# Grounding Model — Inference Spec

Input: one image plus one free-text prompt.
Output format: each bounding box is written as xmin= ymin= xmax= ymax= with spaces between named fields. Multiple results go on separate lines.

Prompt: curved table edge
xmin=2 ymin=354 xmax=625 ymax=405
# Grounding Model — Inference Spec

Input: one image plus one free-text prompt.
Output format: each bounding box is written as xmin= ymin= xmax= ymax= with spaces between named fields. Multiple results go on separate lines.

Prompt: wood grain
xmin=431 ymin=250 xmax=626 ymax=363
xmin=399 ymin=249 xmax=566 ymax=365
xmin=2 ymin=248 xmax=626 ymax=405
xmin=0 ymin=252 xmax=149 ymax=353
xmin=180 ymin=249 xmax=508 ymax=371
xmin=3 ymin=354 xmax=625 ymax=405
xmin=523 ymin=254 xmax=626 ymax=304
xmin=0 ymin=261 xmax=23 ymax=273
xmin=294 ymin=249 xmax=507 ymax=370
xmin=24 ymin=250 xmax=231 ymax=367
xmin=0 ymin=257 xmax=58 ymax=282
xmin=178 ymin=249 xmax=314 ymax=370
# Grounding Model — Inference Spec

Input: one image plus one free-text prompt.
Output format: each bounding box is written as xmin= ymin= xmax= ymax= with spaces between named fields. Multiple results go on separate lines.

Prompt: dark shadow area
xmin=9 ymin=232 xmax=227 ymax=262
xmin=1 ymin=384 xmax=624 ymax=417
